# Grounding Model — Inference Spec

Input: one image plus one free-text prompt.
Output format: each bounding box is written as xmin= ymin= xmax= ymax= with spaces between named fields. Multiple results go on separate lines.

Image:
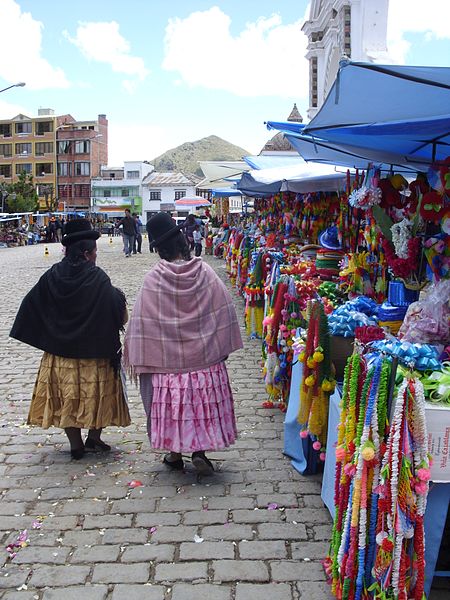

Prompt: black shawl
xmin=10 ymin=258 xmax=125 ymax=369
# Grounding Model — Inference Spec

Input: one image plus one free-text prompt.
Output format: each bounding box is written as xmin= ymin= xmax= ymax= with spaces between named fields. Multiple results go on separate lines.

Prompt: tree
xmin=2 ymin=172 xmax=39 ymax=213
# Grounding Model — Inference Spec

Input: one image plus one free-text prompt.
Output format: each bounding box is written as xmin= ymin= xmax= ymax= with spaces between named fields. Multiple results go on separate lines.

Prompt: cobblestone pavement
xmin=0 ymin=238 xmax=334 ymax=600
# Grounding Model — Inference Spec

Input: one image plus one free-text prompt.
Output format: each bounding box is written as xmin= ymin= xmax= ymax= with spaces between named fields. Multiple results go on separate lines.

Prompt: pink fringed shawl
xmin=123 ymin=258 xmax=243 ymax=374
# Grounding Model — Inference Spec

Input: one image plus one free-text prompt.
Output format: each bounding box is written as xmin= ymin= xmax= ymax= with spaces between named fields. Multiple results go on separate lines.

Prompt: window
xmin=0 ymin=124 xmax=12 ymax=137
xmin=103 ymin=189 xmax=111 ymax=197
xmin=57 ymin=162 xmax=71 ymax=176
xmin=174 ymin=190 xmax=186 ymax=200
xmin=15 ymin=122 xmax=32 ymax=134
xmin=74 ymin=184 xmax=90 ymax=198
xmin=0 ymin=143 xmax=12 ymax=157
xmin=58 ymin=184 xmax=72 ymax=199
xmin=16 ymin=163 xmax=32 ymax=175
xmin=36 ymin=121 xmax=53 ymax=135
xmin=0 ymin=164 xmax=12 ymax=177
xmin=36 ymin=163 xmax=53 ymax=176
xmin=75 ymin=140 xmax=90 ymax=154
xmin=35 ymin=142 xmax=54 ymax=155
xmin=310 ymin=56 xmax=318 ymax=108
xmin=57 ymin=140 xmax=72 ymax=154
xmin=15 ymin=143 xmax=32 ymax=155
xmin=74 ymin=162 xmax=90 ymax=176
xmin=150 ymin=191 xmax=161 ymax=200
xmin=121 ymin=188 xmax=129 ymax=197
xmin=126 ymin=170 xmax=139 ymax=178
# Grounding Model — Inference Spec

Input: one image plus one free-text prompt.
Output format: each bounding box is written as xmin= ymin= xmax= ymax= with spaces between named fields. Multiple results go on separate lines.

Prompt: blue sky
xmin=1 ymin=0 xmax=449 ymax=166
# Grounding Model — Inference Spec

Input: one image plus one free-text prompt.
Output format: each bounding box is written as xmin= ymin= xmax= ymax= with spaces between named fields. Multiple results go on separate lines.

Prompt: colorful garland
xmin=297 ymin=300 xmax=334 ymax=459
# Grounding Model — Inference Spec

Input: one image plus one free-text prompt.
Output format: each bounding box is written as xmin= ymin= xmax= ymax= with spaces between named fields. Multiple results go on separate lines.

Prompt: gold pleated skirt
xmin=28 ymin=352 xmax=131 ymax=429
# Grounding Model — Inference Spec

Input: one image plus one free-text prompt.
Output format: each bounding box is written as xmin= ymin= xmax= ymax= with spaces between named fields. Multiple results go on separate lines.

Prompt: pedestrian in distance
xmin=132 ymin=213 xmax=143 ymax=254
xmin=124 ymin=212 xmax=243 ymax=475
xmin=193 ymin=224 xmax=203 ymax=257
xmin=116 ymin=208 xmax=135 ymax=257
xmin=10 ymin=219 xmax=131 ymax=459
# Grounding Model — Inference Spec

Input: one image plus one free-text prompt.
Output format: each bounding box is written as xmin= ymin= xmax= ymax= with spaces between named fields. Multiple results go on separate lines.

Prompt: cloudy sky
xmin=0 ymin=0 xmax=449 ymax=165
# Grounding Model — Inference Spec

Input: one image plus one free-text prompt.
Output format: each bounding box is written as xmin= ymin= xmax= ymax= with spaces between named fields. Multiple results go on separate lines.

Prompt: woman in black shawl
xmin=10 ymin=219 xmax=131 ymax=459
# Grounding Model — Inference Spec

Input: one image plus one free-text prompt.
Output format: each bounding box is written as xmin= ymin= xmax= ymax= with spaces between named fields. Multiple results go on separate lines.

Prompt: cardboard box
xmin=425 ymin=403 xmax=450 ymax=483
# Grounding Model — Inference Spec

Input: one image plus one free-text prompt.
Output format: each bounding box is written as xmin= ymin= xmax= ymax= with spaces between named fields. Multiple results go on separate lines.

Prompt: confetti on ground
xmin=128 ymin=480 xmax=143 ymax=488
xmin=267 ymin=502 xmax=278 ymax=510
xmin=194 ymin=534 xmax=204 ymax=543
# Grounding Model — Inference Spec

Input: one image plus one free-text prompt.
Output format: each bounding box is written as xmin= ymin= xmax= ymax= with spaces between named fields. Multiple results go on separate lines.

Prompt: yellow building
xmin=0 ymin=108 xmax=108 ymax=211
xmin=0 ymin=108 xmax=59 ymax=209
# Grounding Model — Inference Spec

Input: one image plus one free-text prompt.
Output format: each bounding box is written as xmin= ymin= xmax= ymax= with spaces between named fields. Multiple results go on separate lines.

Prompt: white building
xmin=303 ymin=0 xmax=389 ymax=119
xmin=142 ymin=172 xmax=201 ymax=222
xmin=91 ymin=161 xmax=153 ymax=218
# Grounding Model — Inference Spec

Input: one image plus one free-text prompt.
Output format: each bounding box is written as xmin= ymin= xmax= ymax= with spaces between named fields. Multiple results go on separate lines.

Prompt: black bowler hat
xmin=61 ymin=218 xmax=100 ymax=247
xmin=146 ymin=212 xmax=184 ymax=248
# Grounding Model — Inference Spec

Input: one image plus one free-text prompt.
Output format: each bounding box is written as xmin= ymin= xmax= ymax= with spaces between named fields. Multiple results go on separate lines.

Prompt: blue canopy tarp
xmin=211 ymin=188 xmax=243 ymax=197
xmin=238 ymin=163 xmax=349 ymax=197
xmin=304 ymin=60 xmax=450 ymax=132
xmin=243 ymin=154 xmax=306 ymax=170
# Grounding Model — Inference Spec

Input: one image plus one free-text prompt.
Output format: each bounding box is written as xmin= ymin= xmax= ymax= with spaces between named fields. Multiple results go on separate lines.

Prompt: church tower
xmin=303 ymin=0 xmax=389 ymax=119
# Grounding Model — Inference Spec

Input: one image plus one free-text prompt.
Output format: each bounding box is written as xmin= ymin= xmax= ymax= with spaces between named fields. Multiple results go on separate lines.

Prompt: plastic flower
xmin=417 ymin=468 xmax=431 ymax=482
xmin=305 ymin=375 xmax=315 ymax=387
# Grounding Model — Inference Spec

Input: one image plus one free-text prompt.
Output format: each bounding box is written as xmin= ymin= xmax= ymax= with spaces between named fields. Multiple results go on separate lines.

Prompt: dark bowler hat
xmin=146 ymin=212 xmax=184 ymax=248
xmin=61 ymin=219 xmax=101 ymax=247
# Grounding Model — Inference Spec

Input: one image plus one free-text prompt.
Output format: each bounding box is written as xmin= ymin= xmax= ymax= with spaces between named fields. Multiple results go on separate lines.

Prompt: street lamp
xmin=0 ymin=82 xmax=26 ymax=94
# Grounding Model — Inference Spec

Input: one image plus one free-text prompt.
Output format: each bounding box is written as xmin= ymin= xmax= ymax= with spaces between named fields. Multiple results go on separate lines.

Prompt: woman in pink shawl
xmin=124 ymin=212 xmax=243 ymax=474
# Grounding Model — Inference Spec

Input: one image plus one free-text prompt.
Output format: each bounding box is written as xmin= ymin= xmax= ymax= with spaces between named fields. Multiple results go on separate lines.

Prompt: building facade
xmin=142 ymin=172 xmax=201 ymax=222
xmin=0 ymin=109 xmax=108 ymax=211
xmin=91 ymin=161 xmax=154 ymax=218
xmin=303 ymin=0 xmax=389 ymax=119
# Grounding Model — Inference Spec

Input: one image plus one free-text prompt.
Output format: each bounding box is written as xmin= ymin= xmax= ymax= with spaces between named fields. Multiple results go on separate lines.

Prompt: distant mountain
xmin=151 ymin=135 xmax=250 ymax=177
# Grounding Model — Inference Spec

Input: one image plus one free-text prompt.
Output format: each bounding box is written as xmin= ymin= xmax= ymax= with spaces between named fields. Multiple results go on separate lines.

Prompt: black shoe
xmin=85 ymin=438 xmax=111 ymax=452
xmin=191 ymin=452 xmax=214 ymax=475
xmin=163 ymin=453 xmax=184 ymax=470
xmin=71 ymin=447 xmax=85 ymax=460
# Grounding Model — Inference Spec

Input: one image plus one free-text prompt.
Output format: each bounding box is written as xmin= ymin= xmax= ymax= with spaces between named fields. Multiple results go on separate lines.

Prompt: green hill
xmin=151 ymin=135 xmax=249 ymax=177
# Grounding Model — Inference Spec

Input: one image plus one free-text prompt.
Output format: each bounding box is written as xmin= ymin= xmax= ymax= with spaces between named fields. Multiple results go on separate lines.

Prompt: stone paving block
xmin=201 ymin=524 xmax=254 ymax=541
xmin=1 ymin=592 xmax=37 ymax=600
xmin=0 ymin=566 xmax=31 ymax=589
xmin=150 ymin=525 xmax=198 ymax=543
xmin=83 ymin=486 xmax=129 ymax=499
xmin=245 ymin=469 xmax=292 ymax=482
xmin=110 ymin=499 xmax=157 ymax=514
xmin=110 ymin=584 xmax=166 ymax=600
xmin=59 ymin=499 xmax=108 ymax=516
xmin=285 ymin=508 xmax=332 ymax=524
xmin=42 ymin=586 xmax=109 ymax=600
xmin=11 ymin=545 xmax=70 ymax=564
xmin=135 ymin=511 xmax=180 ymax=527
xmin=129 ymin=485 xmax=177 ymax=499
xmin=229 ymin=482 xmax=274 ymax=495
xmin=235 ymin=583 xmax=292 ymax=600
xmin=63 ymin=529 xmax=102 ymax=546
xmin=179 ymin=541 xmax=235 ymax=560
xmin=1 ymin=489 xmax=40 ymax=502
xmin=183 ymin=510 xmax=228 ymax=525
xmin=154 ymin=562 xmax=208 ymax=582
xmin=296 ymin=581 xmax=334 ymax=599
xmin=102 ymin=527 xmax=148 ymax=545
xmin=157 ymin=497 xmax=203 ymax=511
xmin=121 ymin=543 xmax=175 ymax=563
xmin=238 ymin=540 xmax=287 ymax=559
xmin=232 ymin=508 xmax=282 ymax=524
xmin=29 ymin=565 xmax=90 ymax=587
xmin=205 ymin=496 xmax=254 ymax=510
xmin=37 ymin=516 xmax=78 ymax=530
xmin=312 ymin=524 xmax=334 ymax=540
xmin=71 ymin=544 xmax=121 ymax=563
xmin=258 ymin=522 xmax=307 ymax=540
xmin=212 ymin=560 xmax=269 ymax=582
xmin=92 ymin=562 xmax=150 ymax=583
xmin=39 ymin=487 xmax=84 ymax=500
xmin=270 ymin=560 xmax=326 ymax=581
xmin=83 ymin=514 xmax=132 ymax=529
xmin=291 ymin=541 xmax=330 ymax=560
xmin=256 ymin=493 xmax=298 ymax=508
xmin=171 ymin=583 xmax=232 ymax=600
xmin=0 ymin=502 xmax=28 ymax=515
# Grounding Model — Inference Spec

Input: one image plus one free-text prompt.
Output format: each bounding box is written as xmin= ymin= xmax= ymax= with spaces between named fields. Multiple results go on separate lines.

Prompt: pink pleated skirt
xmin=139 ymin=361 xmax=237 ymax=453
